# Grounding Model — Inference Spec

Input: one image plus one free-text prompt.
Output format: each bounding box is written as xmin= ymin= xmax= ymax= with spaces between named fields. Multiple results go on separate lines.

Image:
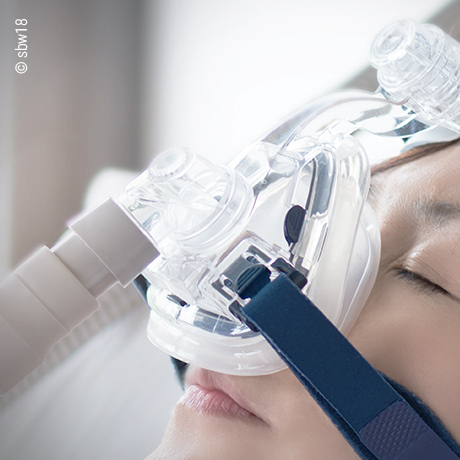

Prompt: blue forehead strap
xmin=234 ymin=274 xmax=460 ymax=459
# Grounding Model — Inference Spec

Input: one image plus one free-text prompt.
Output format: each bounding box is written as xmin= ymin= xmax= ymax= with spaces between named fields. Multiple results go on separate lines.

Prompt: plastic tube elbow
xmin=0 ymin=197 xmax=159 ymax=394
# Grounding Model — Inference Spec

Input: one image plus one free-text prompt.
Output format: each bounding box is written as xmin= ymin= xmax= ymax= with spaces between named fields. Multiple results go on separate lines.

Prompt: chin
xmin=148 ymin=398 xmax=358 ymax=460
xmin=159 ymin=397 xmax=272 ymax=459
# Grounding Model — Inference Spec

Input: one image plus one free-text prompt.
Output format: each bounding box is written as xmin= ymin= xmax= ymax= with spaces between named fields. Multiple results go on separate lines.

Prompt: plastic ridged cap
xmin=371 ymin=19 xmax=460 ymax=133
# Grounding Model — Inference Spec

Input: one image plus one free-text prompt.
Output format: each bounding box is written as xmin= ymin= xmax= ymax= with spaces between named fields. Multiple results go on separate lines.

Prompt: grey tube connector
xmin=0 ymin=198 xmax=159 ymax=394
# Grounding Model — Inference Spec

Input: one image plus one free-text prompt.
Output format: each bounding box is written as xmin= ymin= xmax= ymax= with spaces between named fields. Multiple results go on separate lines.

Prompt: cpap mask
xmin=135 ymin=104 xmax=381 ymax=375
xmin=1 ymin=19 xmax=460 ymax=394
xmin=131 ymin=18 xmax=460 ymax=375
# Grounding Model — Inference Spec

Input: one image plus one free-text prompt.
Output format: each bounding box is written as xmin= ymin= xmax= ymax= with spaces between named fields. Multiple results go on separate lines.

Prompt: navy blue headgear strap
xmin=235 ymin=274 xmax=460 ymax=460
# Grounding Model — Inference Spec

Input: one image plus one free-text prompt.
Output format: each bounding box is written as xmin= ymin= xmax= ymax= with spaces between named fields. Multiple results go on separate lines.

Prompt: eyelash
xmin=395 ymin=268 xmax=451 ymax=297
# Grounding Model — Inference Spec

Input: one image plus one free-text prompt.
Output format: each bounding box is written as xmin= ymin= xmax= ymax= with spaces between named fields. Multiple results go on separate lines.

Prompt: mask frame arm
xmin=257 ymin=90 xmax=416 ymax=150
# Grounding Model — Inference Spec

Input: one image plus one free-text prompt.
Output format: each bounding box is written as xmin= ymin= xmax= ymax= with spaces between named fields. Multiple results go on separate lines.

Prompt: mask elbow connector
xmin=0 ymin=197 xmax=159 ymax=394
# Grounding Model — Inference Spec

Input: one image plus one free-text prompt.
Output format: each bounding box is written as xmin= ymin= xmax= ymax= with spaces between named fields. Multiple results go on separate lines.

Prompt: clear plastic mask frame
xmin=118 ymin=19 xmax=460 ymax=376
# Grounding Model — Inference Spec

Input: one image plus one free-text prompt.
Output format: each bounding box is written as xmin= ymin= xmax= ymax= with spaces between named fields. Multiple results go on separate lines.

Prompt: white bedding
xmin=0 ymin=288 xmax=182 ymax=460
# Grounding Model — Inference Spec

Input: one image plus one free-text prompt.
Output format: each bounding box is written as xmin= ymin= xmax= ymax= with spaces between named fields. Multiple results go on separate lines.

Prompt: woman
xmin=148 ymin=138 xmax=460 ymax=459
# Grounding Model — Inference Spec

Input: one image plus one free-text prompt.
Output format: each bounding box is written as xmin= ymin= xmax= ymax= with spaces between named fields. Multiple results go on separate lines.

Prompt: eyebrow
xmin=415 ymin=200 xmax=460 ymax=227
xmin=367 ymin=178 xmax=460 ymax=227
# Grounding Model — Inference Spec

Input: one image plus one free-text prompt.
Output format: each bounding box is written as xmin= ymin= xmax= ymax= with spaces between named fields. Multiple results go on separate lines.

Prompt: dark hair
xmin=371 ymin=138 xmax=460 ymax=175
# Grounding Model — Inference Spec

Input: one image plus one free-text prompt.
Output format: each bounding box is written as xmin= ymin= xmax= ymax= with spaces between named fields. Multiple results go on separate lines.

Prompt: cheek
xmin=349 ymin=287 xmax=422 ymax=388
xmin=348 ymin=282 xmax=460 ymax=439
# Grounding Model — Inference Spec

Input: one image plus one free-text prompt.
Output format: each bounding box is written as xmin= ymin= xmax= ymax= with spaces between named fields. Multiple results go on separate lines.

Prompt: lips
xmin=180 ymin=384 xmax=256 ymax=418
xmin=179 ymin=367 xmax=262 ymax=421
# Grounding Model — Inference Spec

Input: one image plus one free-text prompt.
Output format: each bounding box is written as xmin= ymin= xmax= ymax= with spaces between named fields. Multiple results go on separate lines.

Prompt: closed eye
xmin=395 ymin=268 xmax=451 ymax=297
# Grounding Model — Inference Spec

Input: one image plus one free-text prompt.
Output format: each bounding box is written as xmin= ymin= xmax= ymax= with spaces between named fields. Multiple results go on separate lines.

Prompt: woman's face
xmin=149 ymin=143 xmax=460 ymax=460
